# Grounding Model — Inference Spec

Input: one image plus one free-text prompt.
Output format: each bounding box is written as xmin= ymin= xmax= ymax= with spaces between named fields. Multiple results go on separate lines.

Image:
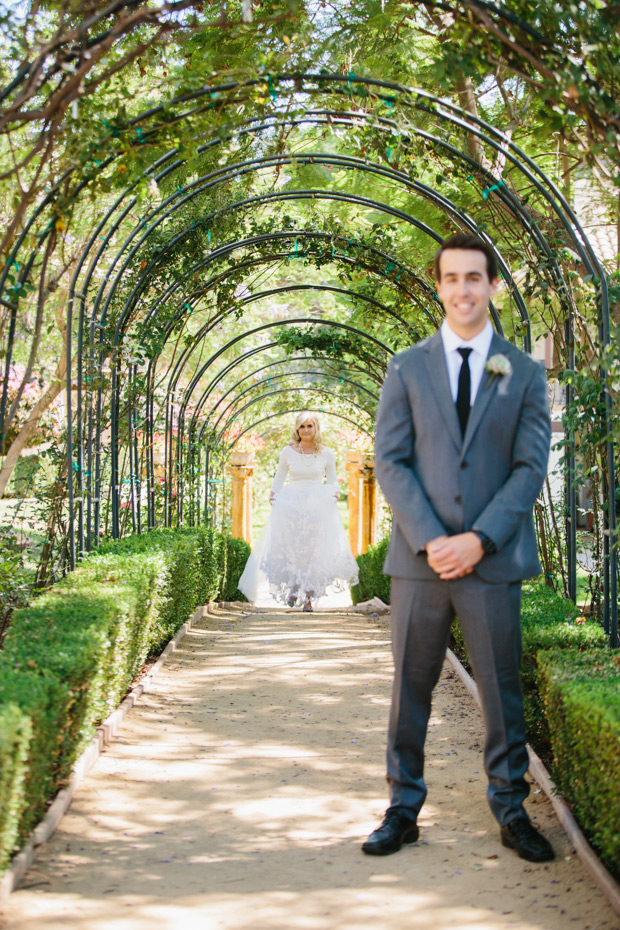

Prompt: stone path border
xmin=446 ymin=647 xmax=620 ymax=918
xmin=0 ymin=604 xmax=208 ymax=903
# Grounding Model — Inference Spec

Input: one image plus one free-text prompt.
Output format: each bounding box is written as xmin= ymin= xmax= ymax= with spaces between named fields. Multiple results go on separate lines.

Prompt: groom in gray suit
xmin=363 ymin=234 xmax=553 ymax=862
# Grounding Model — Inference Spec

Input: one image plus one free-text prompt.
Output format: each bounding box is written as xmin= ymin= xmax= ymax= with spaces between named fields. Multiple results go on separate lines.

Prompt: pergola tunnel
xmin=0 ymin=72 xmax=617 ymax=642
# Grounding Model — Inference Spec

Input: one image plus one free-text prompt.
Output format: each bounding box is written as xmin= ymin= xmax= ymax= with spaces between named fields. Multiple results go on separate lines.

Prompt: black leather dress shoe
xmin=362 ymin=808 xmax=419 ymax=856
xmin=500 ymin=818 xmax=554 ymax=862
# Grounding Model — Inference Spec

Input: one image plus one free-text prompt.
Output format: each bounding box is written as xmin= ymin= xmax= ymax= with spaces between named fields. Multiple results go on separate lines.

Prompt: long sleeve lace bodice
xmin=270 ymin=445 xmax=338 ymax=495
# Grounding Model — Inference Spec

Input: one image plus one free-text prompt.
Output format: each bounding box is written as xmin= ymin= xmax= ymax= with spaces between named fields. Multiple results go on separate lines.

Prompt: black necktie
xmin=456 ymin=348 xmax=472 ymax=438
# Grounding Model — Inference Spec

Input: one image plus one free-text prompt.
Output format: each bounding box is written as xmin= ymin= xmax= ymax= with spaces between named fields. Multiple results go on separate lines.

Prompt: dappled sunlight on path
xmin=1 ymin=606 xmax=617 ymax=930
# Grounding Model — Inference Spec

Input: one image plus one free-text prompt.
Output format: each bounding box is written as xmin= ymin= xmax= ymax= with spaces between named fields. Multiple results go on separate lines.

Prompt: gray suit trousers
xmin=387 ymin=574 xmax=529 ymax=827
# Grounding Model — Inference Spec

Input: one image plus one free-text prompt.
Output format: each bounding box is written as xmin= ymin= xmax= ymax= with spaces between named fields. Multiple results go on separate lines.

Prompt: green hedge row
xmin=0 ymin=526 xmax=249 ymax=874
xmin=538 ymin=647 xmax=620 ymax=874
xmin=519 ymin=583 xmax=607 ymax=760
xmin=449 ymin=581 xmax=608 ymax=761
xmin=220 ymin=536 xmax=251 ymax=602
xmin=0 ymin=703 xmax=31 ymax=871
xmin=351 ymin=537 xmax=618 ymax=873
xmin=351 ymin=537 xmax=391 ymax=605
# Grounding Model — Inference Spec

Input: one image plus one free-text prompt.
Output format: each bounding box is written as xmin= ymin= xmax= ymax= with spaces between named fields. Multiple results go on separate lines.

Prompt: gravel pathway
xmin=1 ymin=605 xmax=618 ymax=930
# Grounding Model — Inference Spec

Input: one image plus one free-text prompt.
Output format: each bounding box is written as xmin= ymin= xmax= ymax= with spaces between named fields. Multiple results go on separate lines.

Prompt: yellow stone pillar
xmin=227 ymin=450 xmax=255 ymax=545
xmin=361 ymin=456 xmax=377 ymax=554
xmin=346 ymin=451 xmax=364 ymax=557
xmin=244 ymin=468 xmax=253 ymax=543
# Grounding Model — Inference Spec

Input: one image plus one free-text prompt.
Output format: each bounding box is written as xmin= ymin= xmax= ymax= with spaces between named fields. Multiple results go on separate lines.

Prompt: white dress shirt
xmin=440 ymin=319 xmax=493 ymax=405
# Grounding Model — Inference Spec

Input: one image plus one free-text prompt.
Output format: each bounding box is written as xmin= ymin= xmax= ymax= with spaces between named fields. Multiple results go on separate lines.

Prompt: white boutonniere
xmin=485 ymin=353 xmax=512 ymax=386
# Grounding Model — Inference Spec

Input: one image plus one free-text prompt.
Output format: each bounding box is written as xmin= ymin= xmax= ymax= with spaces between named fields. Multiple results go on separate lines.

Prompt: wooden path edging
xmin=445 ymin=647 xmax=620 ymax=919
xmin=0 ymin=604 xmax=209 ymax=903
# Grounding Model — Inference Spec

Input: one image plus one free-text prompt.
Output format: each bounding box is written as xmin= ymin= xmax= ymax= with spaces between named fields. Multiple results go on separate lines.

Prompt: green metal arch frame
xmin=226 ymin=407 xmax=375 ymax=452
xmin=182 ymin=369 xmax=379 ymax=526
xmin=198 ymin=401 xmax=376 ymax=528
xmin=1 ymin=69 xmax=614 ymax=641
xmin=68 ymin=126 xmax=548 ymax=549
xmin=203 ymin=371 xmax=378 ymax=443
xmin=75 ymin=139 xmax=568 ymax=552
xmin=168 ymin=316 xmax=391 ymax=527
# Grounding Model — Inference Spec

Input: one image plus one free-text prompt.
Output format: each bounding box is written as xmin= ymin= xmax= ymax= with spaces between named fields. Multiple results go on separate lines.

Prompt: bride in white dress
xmin=238 ymin=413 xmax=359 ymax=611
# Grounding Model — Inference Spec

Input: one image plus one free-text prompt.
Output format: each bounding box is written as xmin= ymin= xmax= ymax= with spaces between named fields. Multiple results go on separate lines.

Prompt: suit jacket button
xmin=455 ymin=495 xmax=462 ymax=504
xmin=461 ymin=461 xmax=468 ymax=469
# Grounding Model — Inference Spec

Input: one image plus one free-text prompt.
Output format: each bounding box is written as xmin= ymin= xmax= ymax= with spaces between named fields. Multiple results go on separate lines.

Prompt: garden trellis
xmin=0 ymin=68 xmax=617 ymax=644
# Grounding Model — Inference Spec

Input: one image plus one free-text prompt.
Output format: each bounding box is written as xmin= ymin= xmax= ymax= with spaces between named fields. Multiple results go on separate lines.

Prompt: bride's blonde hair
xmin=291 ymin=412 xmax=323 ymax=450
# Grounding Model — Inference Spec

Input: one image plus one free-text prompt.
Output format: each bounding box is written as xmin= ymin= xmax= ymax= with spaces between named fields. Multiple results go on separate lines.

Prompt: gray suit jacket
xmin=375 ymin=329 xmax=552 ymax=584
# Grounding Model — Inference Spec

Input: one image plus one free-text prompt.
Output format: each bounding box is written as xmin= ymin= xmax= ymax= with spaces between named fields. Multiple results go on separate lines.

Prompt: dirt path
xmin=1 ymin=605 xmax=618 ymax=930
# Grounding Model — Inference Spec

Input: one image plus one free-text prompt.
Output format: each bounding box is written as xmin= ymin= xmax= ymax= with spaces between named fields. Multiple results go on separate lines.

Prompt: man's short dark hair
xmin=434 ymin=233 xmax=499 ymax=283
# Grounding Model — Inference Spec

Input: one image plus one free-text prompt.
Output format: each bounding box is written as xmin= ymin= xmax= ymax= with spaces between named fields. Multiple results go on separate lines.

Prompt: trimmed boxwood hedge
xmin=537 ymin=648 xmax=620 ymax=875
xmin=0 ymin=669 xmax=71 ymax=850
xmin=0 ymin=526 xmax=249 ymax=875
xmin=196 ymin=526 xmax=226 ymax=606
xmin=519 ymin=583 xmax=607 ymax=760
xmin=92 ymin=527 xmax=202 ymax=653
xmin=450 ymin=582 xmax=608 ymax=760
xmin=0 ymin=704 xmax=31 ymax=871
xmin=351 ymin=537 xmax=390 ymax=605
xmin=220 ymin=535 xmax=250 ymax=601
xmin=2 ymin=583 xmax=156 ymax=784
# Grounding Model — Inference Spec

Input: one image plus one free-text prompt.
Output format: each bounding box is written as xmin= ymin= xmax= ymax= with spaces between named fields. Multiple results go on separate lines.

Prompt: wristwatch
xmin=474 ymin=530 xmax=497 ymax=555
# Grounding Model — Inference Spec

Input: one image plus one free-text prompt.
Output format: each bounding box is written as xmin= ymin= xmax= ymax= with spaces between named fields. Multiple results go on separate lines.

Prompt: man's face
xmin=436 ymin=248 xmax=498 ymax=339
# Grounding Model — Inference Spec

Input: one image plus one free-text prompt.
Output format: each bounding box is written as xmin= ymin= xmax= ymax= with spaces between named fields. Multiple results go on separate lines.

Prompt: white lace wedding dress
xmin=238 ymin=445 xmax=359 ymax=607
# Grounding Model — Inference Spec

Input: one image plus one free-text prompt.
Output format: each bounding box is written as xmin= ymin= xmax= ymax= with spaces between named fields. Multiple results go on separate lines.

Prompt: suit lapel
xmin=422 ymin=332 xmax=462 ymax=452
xmin=461 ymin=331 xmax=505 ymax=458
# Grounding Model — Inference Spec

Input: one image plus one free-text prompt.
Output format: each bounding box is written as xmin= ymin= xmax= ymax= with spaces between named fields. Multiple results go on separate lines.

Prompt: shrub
xmin=195 ymin=526 xmax=225 ymax=605
xmin=66 ymin=550 xmax=166 ymax=681
xmin=450 ymin=582 xmax=606 ymax=759
xmin=92 ymin=527 xmax=203 ymax=652
xmin=0 ymin=524 xmax=224 ymax=870
xmin=3 ymin=583 xmax=142 ymax=781
xmin=537 ymin=648 xmax=620 ymax=876
xmin=220 ymin=536 xmax=250 ymax=601
xmin=351 ymin=537 xmax=390 ymax=604
xmin=153 ymin=532 xmax=200 ymax=649
xmin=217 ymin=529 xmax=228 ymax=592
xmin=520 ymin=583 xmax=607 ymax=758
xmin=0 ymin=667 xmax=71 ymax=842
xmin=0 ymin=703 xmax=32 ymax=870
